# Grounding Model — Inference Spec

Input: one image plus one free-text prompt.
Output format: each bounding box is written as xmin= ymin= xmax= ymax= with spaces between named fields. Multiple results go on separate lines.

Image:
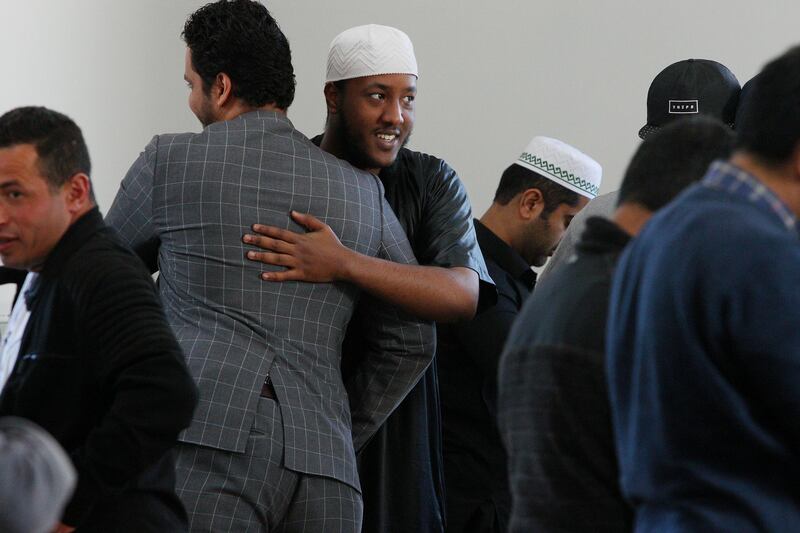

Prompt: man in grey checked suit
xmin=105 ymin=1 xmax=434 ymax=531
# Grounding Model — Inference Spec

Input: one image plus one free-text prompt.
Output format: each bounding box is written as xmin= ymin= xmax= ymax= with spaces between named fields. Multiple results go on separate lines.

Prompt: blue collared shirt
xmin=606 ymin=160 xmax=800 ymax=532
xmin=702 ymin=160 xmax=797 ymax=232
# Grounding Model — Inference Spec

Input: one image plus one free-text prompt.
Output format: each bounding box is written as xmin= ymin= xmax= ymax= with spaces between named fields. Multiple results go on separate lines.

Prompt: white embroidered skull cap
xmin=515 ymin=136 xmax=602 ymax=199
xmin=326 ymin=24 xmax=418 ymax=82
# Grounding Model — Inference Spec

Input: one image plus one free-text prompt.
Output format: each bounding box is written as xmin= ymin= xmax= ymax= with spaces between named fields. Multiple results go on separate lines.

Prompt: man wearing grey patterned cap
xmin=0 ymin=417 xmax=76 ymax=533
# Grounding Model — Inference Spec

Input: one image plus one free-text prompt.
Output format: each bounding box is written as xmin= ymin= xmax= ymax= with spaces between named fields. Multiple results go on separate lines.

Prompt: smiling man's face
xmin=332 ymin=73 xmax=416 ymax=174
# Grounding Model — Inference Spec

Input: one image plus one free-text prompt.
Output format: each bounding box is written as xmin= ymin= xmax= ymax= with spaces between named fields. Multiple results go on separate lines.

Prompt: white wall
xmin=1 ymin=0 xmax=799 ymax=313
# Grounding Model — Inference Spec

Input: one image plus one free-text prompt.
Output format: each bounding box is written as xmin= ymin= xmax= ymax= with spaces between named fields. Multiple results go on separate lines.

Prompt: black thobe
xmin=312 ymin=137 xmax=495 ymax=533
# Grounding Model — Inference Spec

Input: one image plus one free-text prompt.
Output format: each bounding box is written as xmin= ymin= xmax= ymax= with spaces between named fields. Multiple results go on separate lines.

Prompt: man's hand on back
xmin=245 ymin=211 xmax=479 ymax=322
xmin=244 ymin=211 xmax=355 ymax=282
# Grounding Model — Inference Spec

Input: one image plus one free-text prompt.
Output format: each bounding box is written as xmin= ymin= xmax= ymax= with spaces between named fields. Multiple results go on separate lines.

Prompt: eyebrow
xmin=364 ymin=83 xmax=417 ymax=93
xmin=0 ymin=181 xmax=21 ymax=189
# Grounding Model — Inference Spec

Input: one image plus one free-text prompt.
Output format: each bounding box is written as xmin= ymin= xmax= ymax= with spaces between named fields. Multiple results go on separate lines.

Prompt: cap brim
xmin=638 ymin=123 xmax=660 ymax=139
xmin=640 ymin=120 xmax=736 ymax=138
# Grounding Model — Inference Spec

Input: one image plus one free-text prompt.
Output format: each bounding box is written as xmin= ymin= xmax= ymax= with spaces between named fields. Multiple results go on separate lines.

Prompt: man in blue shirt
xmin=606 ymin=46 xmax=800 ymax=531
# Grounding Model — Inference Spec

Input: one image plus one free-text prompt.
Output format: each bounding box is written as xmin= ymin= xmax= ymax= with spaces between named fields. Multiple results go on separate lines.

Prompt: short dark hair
xmin=619 ymin=116 xmax=734 ymax=211
xmin=182 ymin=0 xmax=295 ymax=109
xmin=0 ymin=106 xmax=93 ymax=198
xmin=494 ymin=164 xmax=582 ymax=215
xmin=736 ymin=45 xmax=800 ymax=165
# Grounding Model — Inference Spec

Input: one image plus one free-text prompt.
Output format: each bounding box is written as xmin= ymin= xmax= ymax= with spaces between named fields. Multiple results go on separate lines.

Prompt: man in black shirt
xmin=438 ymin=136 xmax=601 ymax=532
xmin=244 ymin=24 xmax=494 ymax=532
xmin=497 ymin=118 xmax=734 ymax=532
xmin=0 ymin=107 xmax=197 ymax=532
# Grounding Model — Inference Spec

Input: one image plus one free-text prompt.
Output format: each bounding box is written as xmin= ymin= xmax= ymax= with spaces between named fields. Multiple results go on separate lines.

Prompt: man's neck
xmin=611 ymin=202 xmax=652 ymax=237
xmin=30 ymin=203 xmax=96 ymax=272
xmin=319 ymin=131 xmax=379 ymax=176
xmin=217 ymin=102 xmax=286 ymax=124
xmin=73 ymin=203 xmax=94 ymax=221
xmin=319 ymin=131 xmax=341 ymax=159
xmin=479 ymin=205 xmax=516 ymax=248
xmin=731 ymin=152 xmax=800 ymax=218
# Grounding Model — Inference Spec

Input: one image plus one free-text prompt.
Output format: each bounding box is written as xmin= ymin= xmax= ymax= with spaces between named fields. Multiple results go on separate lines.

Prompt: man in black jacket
xmin=497 ymin=117 xmax=734 ymax=532
xmin=0 ymin=106 xmax=198 ymax=532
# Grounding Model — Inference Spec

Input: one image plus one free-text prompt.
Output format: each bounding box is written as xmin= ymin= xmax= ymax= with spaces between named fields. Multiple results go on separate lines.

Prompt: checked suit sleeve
xmin=105 ymin=137 xmax=160 ymax=272
xmin=346 ymin=195 xmax=436 ymax=452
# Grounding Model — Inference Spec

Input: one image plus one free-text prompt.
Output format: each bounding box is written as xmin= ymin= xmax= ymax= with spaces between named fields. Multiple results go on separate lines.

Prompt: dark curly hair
xmin=0 ymin=106 xmax=94 ymax=201
xmin=182 ymin=0 xmax=295 ymax=109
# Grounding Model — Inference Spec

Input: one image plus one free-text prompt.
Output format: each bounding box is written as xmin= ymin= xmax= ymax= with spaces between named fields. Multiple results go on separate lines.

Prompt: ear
xmin=213 ymin=72 xmax=234 ymax=107
xmin=324 ymin=82 xmax=340 ymax=115
xmin=518 ymin=188 xmax=545 ymax=220
xmin=63 ymin=173 xmax=92 ymax=214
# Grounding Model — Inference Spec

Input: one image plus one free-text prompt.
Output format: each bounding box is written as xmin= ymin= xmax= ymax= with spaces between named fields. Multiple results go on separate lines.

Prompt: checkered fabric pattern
xmin=106 ymin=111 xmax=435 ymax=493
xmin=702 ymin=160 xmax=798 ymax=232
xmin=274 ymin=472 xmax=361 ymax=533
xmin=176 ymin=397 xmax=362 ymax=532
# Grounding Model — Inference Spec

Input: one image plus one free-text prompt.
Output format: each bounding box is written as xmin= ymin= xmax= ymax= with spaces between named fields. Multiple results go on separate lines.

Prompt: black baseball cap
xmin=639 ymin=59 xmax=741 ymax=139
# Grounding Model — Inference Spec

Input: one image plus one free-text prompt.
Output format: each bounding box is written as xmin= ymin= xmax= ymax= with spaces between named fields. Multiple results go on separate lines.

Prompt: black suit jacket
xmin=0 ymin=209 xmax=198 ymax=531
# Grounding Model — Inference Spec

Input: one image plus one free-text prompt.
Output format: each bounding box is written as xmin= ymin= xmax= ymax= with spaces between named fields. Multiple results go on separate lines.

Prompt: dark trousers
xmin=78 ymin=452 xmax=189 ymax=532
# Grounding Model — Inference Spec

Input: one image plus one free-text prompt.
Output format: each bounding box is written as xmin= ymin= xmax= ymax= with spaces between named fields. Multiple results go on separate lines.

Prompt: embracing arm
xmin=343 ymin=198 xmax=437 ymax=450
xmin=337 ymin=250 xmax=478 ymax=323
xmin=244 ymin=211 xmax=478 ymax=322
xmin=347 ymin=294 xmax=436 ymax=451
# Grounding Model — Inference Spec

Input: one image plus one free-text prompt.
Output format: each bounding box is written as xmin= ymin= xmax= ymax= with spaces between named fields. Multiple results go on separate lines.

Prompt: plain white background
xmin=1 ymin=0 xmax=798 ymax=313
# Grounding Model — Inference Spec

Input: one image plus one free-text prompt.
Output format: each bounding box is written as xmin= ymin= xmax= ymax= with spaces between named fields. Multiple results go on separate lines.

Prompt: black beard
xmin=335 ymin=113 xmax=377 ymax=170
xmin=333 ymin=113 xmax=412 ymax=172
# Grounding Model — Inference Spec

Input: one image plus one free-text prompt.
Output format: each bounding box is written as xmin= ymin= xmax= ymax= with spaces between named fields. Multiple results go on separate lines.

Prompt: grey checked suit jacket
xmin=106 ymin=110 xmax=435 ymax=490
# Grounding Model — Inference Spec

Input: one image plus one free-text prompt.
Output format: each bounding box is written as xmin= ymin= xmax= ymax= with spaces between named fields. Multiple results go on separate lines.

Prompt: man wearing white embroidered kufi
xmin=243 ymin=23 xmax=495 ymax=533
xmin=437 ymin=135 xmax=600 ymax=532
xmin=502 ymin=136 xmax=602 ymax=266
xmin=499 ymin=118 xmax=733 ymax=533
